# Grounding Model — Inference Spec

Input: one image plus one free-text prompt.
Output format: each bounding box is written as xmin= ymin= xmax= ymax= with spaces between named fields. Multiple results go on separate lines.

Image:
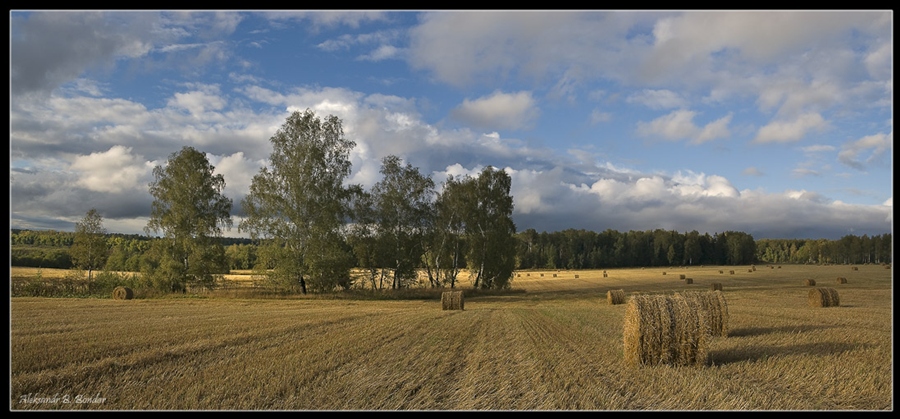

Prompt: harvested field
xmin=10 ymin=264 xmax=893 ymax=410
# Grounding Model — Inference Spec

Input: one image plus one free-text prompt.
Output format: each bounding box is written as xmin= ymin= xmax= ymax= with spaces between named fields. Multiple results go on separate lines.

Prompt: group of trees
xmin=11 ymin=110 xmax=893 ymax=294
xmin=37 ymin=109 xmax=518 ymax=294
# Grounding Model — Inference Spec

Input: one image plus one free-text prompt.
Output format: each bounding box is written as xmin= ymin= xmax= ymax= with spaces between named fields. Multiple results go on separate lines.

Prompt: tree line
xmin=10 ymin=110 xmax=892 ymax=293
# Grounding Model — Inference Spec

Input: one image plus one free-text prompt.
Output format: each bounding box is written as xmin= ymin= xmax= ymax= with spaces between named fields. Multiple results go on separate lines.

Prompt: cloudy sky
xmin=9 ymin=10 xmax=893 ymax=240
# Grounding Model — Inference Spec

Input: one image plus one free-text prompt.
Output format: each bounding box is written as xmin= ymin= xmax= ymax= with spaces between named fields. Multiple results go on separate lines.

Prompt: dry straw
xmin=441 ymin=291 xmax=465 ymax=310
xmin=836 ymin=277 xmax=848 ymax=284
xmin=623 ymin=294 xmax=709 ymax=367
xmin=112 ymin=286 xmax=133 ymax=300
xmin=808 ymin=287 xmax=840 ymax=308
xmin=676 ymin=290 xmax=729 ymax=338
xmin=607 ymin=289 xmax=626 ymax=305
xmin=805 ymin=279 xmax=816 ymax=286
xmin=710 ymin=283 xmax=723 ymax=291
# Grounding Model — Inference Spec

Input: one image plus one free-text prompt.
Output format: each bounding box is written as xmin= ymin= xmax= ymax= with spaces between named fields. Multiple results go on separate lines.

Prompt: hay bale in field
xmin=751 ymin=265 xmax=756 ymax=271
xmin=540 ymin=273 xmax=544 ymax=277
xmin=710 ymin=283 xmax=723 ymax=291
xmin=441 ymin=290 xmax=465 ymax=310
xmin=729 ymin=270 xmax=735 ymax=275
xmin=574 ymin=274 xmax=580 ymax=279
xmin=805 ymin=279 xmax=816 ymax=286
xmin=851 ymin=266 xmax=859 ymax=271
xmin=603 ymin=273 xmax=608 ymax=278
xmin=675 ymin=290 xmax=729 ymax=338
xmin=662 ymin=271 xmax=667 ymax=276
xmin=553 ymin=274 xmax=557 ymax=278
xmin=623 ymin=294 xmax=709 ymax=367
xmin=607 ymin=289 xmax=626 ymax=305
xmin=684 ymin=278 xmax=693 ymax=284
xmin=808 ymin=288 xmax=840 ymax=308
xmin=112 ymin=286 xmax=133 ymax=300
xmin=778 ymin=266 xmax=782 ymax=269
xmin=748 ymin=269 xmax=753 ymax=273
xmin=719 ymin=270 xmax=724 ymax=274
xmin=679 ymin=274 xmax=686 ymax=279
xmin=836 ymin=277 xmax=847 ymax=284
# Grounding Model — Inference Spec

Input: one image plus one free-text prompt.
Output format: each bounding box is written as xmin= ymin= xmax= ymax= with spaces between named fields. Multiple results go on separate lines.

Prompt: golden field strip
xmin=10 ymin=264 xmax=893 ymax=410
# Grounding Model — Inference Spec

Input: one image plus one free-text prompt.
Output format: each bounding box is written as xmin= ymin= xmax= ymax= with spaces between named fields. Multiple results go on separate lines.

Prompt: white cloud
xmin=626 ymin=89 xmax=687 ymax=110
xmin=636 ymin=110 xmax=731 ymax=144
xmin=838 ymin=132 xmax=892 ymax=170
xmin=70 ymin=146 xmax=150 ymax=193
xmin=753 ymin=113 xmax=827 ymax=143
xmin=451 ymin=91 xmax=539 ymax=131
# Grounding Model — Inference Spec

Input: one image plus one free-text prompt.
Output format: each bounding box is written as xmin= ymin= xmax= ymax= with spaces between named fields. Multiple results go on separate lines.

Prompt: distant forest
xmin=10 ymin=228 xmax=892 ymax=271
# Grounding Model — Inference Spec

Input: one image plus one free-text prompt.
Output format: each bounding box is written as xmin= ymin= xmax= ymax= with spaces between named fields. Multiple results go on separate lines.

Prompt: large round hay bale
xmin=112 ymin=286 xmax=133 ymax=300
xmin=710 ymin=282 xmax=723 ymax=291
xmin=808 ymin=288 xmax=840 ymax=308
xmin=623 ymin=294 xmax=709 ymax=367
xmin=805 ymin=279 xmax=816 ymax=286
xmin=442 ymin=290 xmax=465 ymax=310
xmin=607 ymin=289 xmax=626 ymax=305
xmin=836 ymin=277 xmax=847 ymax=284
xmin=676 ymin=291 xmax=729 ymax=337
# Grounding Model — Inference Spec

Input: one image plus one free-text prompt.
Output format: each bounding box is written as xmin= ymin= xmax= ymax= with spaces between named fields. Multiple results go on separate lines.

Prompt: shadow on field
xmin=728 ymin=324 xmax=839 ymax=337
xmin=710 ymin=341 xmax=866 ymax=365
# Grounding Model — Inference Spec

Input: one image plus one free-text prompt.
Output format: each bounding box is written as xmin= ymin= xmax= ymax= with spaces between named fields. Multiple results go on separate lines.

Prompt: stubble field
xmin=10 ymin=264 xmax=893 ymax=410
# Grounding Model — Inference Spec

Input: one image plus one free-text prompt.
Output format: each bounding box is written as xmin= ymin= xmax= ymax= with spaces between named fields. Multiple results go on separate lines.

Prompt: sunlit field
xmin=10 ymin=264 xmax=893 ymax=410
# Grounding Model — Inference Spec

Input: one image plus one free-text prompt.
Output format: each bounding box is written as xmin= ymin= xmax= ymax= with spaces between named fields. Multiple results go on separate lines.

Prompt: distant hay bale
xmin=777 ymin=266 xmax=782 ymax=269
xmin=710 ymin=283 xmax=723 ymax=291
xmin=719 ymin=270 xmax=724 ymax=274
xmin=623 ymin=294 xmax=709 ymax=367
xmin=553 ymin=274 xmax=557 ymax=278
xmin=729 ymin=270 xmax=735 ymax=275
xmin=851 ymin=266 xmax=859 ymax=271
xmin=662 ymin=272 xmax=667 ymax=276
xmin=748 ymin=269 xmax=753 ymax=273
xmin=517 ymin=274 xmax=521 ymax=277
xmin=540 ymin=273 xmax=544 ymax=277
xmin=751 ymin=265 xmax=756 ymax=271
xmin=808 ymin=288 xmax=840 ymax=308
xmin=441 ymin=290 xmax=465 ymax=310
xmin=836 ymin=277 xmax=848 ymax=284
xmin=805 ymin=279 xmax=816 ymax=286
xmin=684 ymin=278 xmax=693 ymax=284
xmin=679 ymin=274 xmax=686 ymax=279
xmin=676 ymin=290 xmax=729 ymax=338
xmin=607 ymin=289 xmax=626 ymax=305
xmin=603 ymin=273 xmax=608 ymax=278
xmin=112 ymin=286 xmax=133 ymax=300
xmin=770 ymin=266 xmax=774 ymax=269
xmin=574 ymin=274 xmax=580 ymax=278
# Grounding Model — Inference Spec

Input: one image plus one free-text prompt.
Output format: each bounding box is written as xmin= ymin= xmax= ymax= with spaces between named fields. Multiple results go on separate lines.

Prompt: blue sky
xmin=9 ymin=10 xmax=893 ymax=240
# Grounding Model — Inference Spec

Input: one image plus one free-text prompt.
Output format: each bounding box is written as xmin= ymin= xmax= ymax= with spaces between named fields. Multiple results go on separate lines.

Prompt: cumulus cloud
xmin=70 ymin=146 xmax=151 ymax=193
xmin=451 ymin=91 xmax=540 ymax=131
xmin=753 ymin=113 xmax=828 ymax=143
xmin=636 ymin=110 xmax=732 ymax=144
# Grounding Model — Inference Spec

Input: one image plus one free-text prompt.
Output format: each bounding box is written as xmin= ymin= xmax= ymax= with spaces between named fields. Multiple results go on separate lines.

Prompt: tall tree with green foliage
xmin=70 ymin=208 xmax=109 ymax=281
xmin=423 ymin=174 xmax=469 ymax=288
xmin=239 ymin=109 xmax=357 ymax=294
xmin=463 ymin=166 xmax=517 ymax=289
xmin=370 ymin=155 xmax=435 ymax=289
xmin=143 ymin=146 xmax=233 ymax=292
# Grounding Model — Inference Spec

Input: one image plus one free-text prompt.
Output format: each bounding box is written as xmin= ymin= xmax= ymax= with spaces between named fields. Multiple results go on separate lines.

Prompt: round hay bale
xmin=441 ymin=290 xmax=465 ymax=310
xmin=623 ymin=294 xmax=709 ymax=368
xmin=808 ymin=288 xmax=840 ymax=308
xmin=710 ymin=282 xmax=723 ymax=291
xmin=603 ymin=273 xmax=608 ymax=278
xmin=112 ymin=286 xmax=133 ymax=300
xmin=684 ymin=278 xmax=693 ymax=284
xmin=729 ymin=270 xmax=735 ymax=275
xmin=805 ymin=279 xmax=816 ymax=286
xmin=574 ymin=274 xmax=579 ymax=278
xmin=851 ymin=266 xmax=859 ymax=271
xmin=836 ymin=277 xmax=847 ymax=284
xmin=679 ymin=274 xmax=686 ymax=279
xmin=676 ymin=290 xmax=729 ymax=338
xmin=719 ymin=270 xmax=724 ymax=274
xmin=662 ymin=272 xmax=667 ymax=276
xmin=607 ymin=289 xmax=626 ymax=305
xmin=553 ymin=273 xmax=557 ymax=278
